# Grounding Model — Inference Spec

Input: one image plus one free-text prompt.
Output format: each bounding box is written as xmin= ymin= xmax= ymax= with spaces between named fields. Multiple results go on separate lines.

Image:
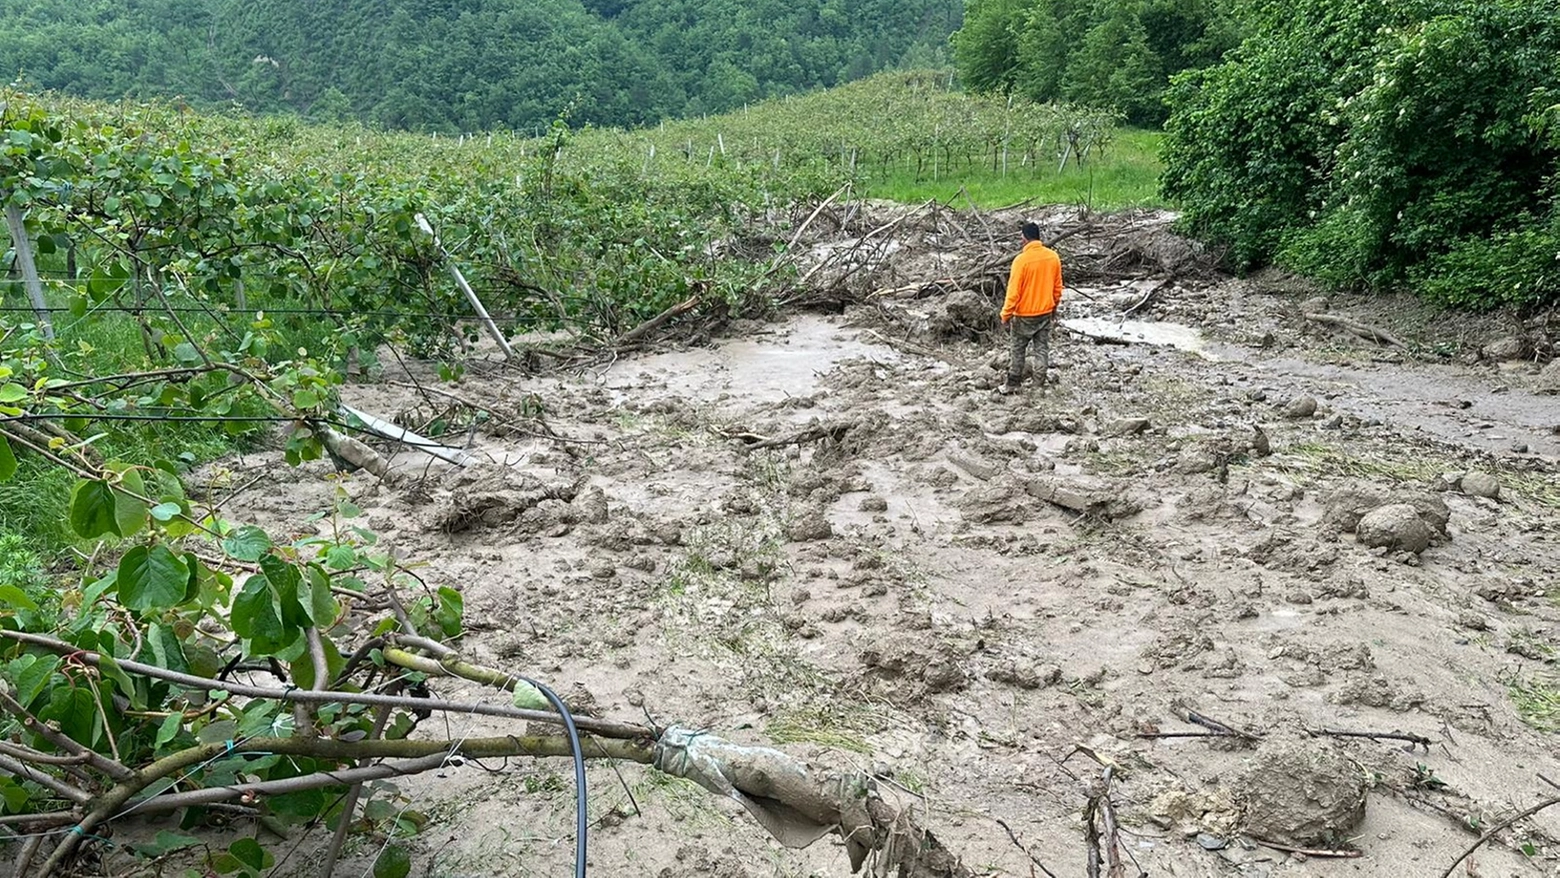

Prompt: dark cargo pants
xmin=1007 ymin=313 xmax=1053 ymax=388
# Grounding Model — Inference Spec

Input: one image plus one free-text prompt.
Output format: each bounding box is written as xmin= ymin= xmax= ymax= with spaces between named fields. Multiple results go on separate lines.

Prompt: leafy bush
xmin=1163 ymin=0 xmax=1560 ymax=309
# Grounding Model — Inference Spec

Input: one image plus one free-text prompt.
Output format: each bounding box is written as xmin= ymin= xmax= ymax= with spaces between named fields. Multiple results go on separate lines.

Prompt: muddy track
xmin=205 ymin=208 xmax=1560 ymax=878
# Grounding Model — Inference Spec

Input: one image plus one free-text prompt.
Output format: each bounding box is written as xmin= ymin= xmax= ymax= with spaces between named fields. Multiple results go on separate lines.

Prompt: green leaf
xmin=261 ymin=556 xmax=309 ymax=627
xmin=96 ymin=653 xmax=142 ymax=708
xmin=7 ymin=654 xmax=61 ymax=708
xmin=267 ymin=787 xmax=327 ymax=820
xmin=41 ymin=686 xmax=99 ymax=749
xmin=323 ymin=545 xmax=356 ymax=571
xmin=0 ymin=384 xmax=26 ymax=404
xmin=222 ymin=526 xmax=272 ymax=562
xmin=117 ymin=545 xmax=190 ymax=613
xmin=155 ymin=712 xmax=184 ymax=748
xmin=69 ymin=480 xmax=121 ymax=539
xmin=86 ymin=262 xmax=130 ymax=302
xmin=110 ymin=466 xmax=150 ymax=538
xmin=292 ymin=389 xmax=320 ymax=409
xmin=0 ymin=775 xmax=29 ymax=813
xmin=132 ymin=830 xmax=202 ymax=858
xmin=172 ymin=342 xmax=203 ymax=365
xmin=227 ymin=837 xmax=270 ymax=873
xmin=148 ymin=623 xmax=191 ymax=673
xmin=373 ymin=844 xmax=412 ymax=878
xmin=0 ymin=436 xmax=16 ymax=482
xmin=307 ymin=565 xmax=338 ymax=628
xmin=150 ymin=502 xmax=182 ymax=522
xmin=0 ymin=584 xmax=36 ymax=611
xmin=434 ymin=586 xmax=463 ymax=638
xmin=231 ymin=575 xmax=283 ymax=643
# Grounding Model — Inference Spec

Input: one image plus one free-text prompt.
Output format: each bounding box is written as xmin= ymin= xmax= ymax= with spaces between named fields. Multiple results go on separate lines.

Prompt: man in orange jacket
xmin=999 ymin=221 xmax=1063 ymax=394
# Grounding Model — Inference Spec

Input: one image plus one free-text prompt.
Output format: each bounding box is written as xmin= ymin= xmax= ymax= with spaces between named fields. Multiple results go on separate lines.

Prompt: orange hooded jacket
xmin=1001 ymin=240 xmax=1063 ymax=321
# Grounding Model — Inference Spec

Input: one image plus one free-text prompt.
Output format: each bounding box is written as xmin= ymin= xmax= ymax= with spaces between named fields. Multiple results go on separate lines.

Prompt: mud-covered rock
xmin=1460 ymin=471 xmax=1502 ymax=500
xmin=572 ymin=486 xmax=611 ymax=524
xmin=1356 ymin=503 xmax=1433 ymax=554
xmin=957 ymin=480 xmax=1035 ymax=524
xmin=1537 ymin=358 xmax=1560 ymax=395
xmin=1024 ymin=474 xmax=1143 ymax=519
xmin=787 ymin=508 xmax=834 ymax=542
xmin=1482 ymin=335 xmax=1533 ymax=362
xmin=860 ymin=639 xmax=970 ymax=697
xmin=1246 ymin=530 xmax=1339 ymax=573
xmin=423 ymin=467 xmax=579 ymax=533
xmin=1102 ymin=417 xmax=1151 ymax=437
xmin=1282 ymin=396 xmax=1318 ymax=419
xmin=927 ymin=290 xmax=997 ymax=341
xmin=986 ymin=660 xmax=1062 ymax=690
xmin=1237 ymin=738 xmax=1368 ymax=847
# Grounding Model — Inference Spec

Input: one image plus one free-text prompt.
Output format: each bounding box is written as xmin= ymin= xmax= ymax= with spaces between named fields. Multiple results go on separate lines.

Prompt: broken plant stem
xmin=995 ymin=818 xmax=1060 ymax=878
xmin=381 ymin=645 xmax=550 ymax=710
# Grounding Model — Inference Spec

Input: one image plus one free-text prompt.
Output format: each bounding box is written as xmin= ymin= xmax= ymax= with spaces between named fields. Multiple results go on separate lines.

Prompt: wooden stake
xmin=3 ymin=204 xmax=54 ymax=339
xmin=414 ymin=213 xmax=516 ymax=360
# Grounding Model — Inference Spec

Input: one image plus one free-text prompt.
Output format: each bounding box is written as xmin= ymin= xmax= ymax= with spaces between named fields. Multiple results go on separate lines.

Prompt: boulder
xmin=1238 ymin=739 xmax=1369 ymax=846
xmin=1460 ymin=471 xmax=1501 ymax=500
xmin=1537 ymin=359 xmax=1560 ymax=395
xmin=1356 ymin=504 xmax=1433 ymax=554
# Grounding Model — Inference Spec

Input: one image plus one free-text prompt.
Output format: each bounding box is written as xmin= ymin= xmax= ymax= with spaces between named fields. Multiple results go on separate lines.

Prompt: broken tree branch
xmin=1253 ymin=838 xmax=1363 ymax=859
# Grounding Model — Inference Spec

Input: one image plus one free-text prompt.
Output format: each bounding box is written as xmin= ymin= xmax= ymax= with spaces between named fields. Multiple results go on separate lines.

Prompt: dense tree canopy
xmin=0 ymin=0 xmax=961 ymax=131
xmin=1162 ymin=0 xmax=1560 ymax=308
xmin=952 ymin=0 xmax=1239 ymax=125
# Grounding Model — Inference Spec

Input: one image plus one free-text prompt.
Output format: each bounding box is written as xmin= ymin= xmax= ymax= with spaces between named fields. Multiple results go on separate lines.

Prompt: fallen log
xmin=1303 ymin=312 xmax=1406 ymax=348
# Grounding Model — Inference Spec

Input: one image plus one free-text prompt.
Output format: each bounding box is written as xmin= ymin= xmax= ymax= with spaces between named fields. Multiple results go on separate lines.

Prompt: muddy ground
xmin=199 ymin=206 xmax=1560 ymax=877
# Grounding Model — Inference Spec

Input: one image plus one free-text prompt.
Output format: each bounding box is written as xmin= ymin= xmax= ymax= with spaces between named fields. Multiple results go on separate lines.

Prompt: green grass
xmin=1508 ymin=673 xmax=1560 ymax=732
xmin=862 ymin=129 xmax=1166 ymax=211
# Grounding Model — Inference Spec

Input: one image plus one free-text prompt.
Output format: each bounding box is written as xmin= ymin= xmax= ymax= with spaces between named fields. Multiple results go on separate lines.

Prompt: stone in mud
xmin=1237 ymin=738 xmax=1368 ymax=847
xmin=859 ymin=495 xmax=889 ymax=512
xmin=1460 ymin=471 xmax=1502 ymax=500
xmin=1024 ymin=475 xmax=1143 ymax=519
xmin=1481 ymin=335 xmax=1533 ymax=362
xmin=986 ymin=660 xmax=1062 ymax=690
xmin=957 ymin=481 xmax=1034 ymax=524
xmin=1355 ymin=504 xmax=1432 ymax=554
xmin=1102 ymin=417 xmax=1152 ymax=437
xmin=571 ymin=486 xmax=611 ymax=524
xmin=1299 ymin=296 xmax=1331 ymax=314
xmin=1281 ymin=396 xmax=1318 ymax=419
xmin=1319 ymin=481 xmax=1387 ymax=534
xmin=787 ymin=509 xmax=834 ymax=542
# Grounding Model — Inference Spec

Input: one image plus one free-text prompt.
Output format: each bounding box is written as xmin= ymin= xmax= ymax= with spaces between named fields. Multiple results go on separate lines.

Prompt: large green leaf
xmin=261 ymin=556 xmax=310 ymax=627
xmin=109 ymin=465 xmax=150 ymax=537
xmin=41 ymin=686 xmax=99 ymax=750
xmin=69 ymin=480 xmax=122 ymax=539
xmin=0 ymin=436 xmax=15 ymax=482
xmin=373 ymin=844 xmax=412 ymax=878
xmin=117 ymin=545 xmax=189 ymax=613
xmin=222 ymin=526 xmax=272 ymax=562
xmin=231 ymin=574 xmax=284 ymax=644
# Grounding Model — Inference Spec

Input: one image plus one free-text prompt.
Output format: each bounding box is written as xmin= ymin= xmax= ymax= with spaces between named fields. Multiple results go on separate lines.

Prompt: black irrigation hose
xmin=520 ymin=676 xmax=588 ymax=878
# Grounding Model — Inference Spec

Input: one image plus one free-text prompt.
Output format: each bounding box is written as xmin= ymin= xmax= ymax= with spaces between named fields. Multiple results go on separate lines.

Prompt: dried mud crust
xmin=206 ymin=213 xmax=1560 ymax=878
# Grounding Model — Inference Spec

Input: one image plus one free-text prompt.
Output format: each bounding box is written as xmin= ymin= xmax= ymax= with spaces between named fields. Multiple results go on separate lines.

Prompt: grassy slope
xmin=864 ymin=129 xmax=1165 ymax=211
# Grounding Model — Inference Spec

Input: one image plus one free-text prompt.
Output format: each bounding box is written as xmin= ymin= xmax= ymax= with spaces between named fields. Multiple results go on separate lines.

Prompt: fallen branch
xmin=1184 ymin=708 xmax=1261 ymax=741
xmin=618 ymin=293 xmax=703 ymax=347
xmin=1121 ymin=280 xmax=1169 ymax=317
xmin=996 ymin=818 xmax=1061 ymax=878
xmin=726 ymin=422 xmax=852 ymax=451
xmin=1308 ymin=727 xmax=1433 ymax=753
xmin=1253 ymin=838 xmax=1363 ymax=858
xmin=1439 ymin=794 xmax=1560 ymax=878
xmin=1303 ymin=312 xmax=1406 ymax=348
xmin=340 ymin=404 xmax=472 ymax=466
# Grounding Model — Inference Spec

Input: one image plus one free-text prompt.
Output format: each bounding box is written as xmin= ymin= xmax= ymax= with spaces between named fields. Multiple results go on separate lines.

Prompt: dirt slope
xmin=204 ymin=209 xmax=1560 ymax=878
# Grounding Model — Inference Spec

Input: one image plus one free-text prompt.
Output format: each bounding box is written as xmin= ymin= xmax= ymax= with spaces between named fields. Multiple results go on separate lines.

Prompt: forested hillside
xmin=0 ymin=0 xmax=961 ymax=131
xmin=952 ymin=0 xmax=1241 ymax=125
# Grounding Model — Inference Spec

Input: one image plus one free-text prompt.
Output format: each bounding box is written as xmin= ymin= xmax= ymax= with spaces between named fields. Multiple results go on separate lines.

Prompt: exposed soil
xmin=195 ymin=205 xmax=1560 ymax=877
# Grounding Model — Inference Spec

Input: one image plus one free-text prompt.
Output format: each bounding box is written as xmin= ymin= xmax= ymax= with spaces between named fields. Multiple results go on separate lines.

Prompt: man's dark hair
xmin=1021 ymin=221 xmax=1040 ymax=241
